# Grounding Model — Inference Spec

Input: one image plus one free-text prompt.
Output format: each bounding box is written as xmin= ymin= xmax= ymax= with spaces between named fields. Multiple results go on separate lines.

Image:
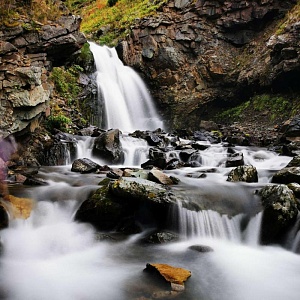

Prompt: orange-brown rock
xmin=3 ymin=194 xmax=35 ymax=219
xmin=145 ymin=263 xmax=191 ymax=287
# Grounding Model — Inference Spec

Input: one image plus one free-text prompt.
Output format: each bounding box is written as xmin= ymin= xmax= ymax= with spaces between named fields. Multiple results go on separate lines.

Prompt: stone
xmin=272 ymin=167 xmax=300 ymax=185
xmin=92 ymin=129 xmax=124 ymax=164
xmin=188 ymin=244 xmax=214 ymax=253
xmin=227 ymin=165 xmax=258 ymax=182
xmin=225 ymin=153 xmax=245 ymax=168
xmin=259 ymin=184 xmax=299 ymax=244
xmin=148 ymin=168 xmax=174 ymax=185
xmin=0 ymin=203 xmax=9 ymax=229
xmin=144 ymin=263 xmax=191 ymax=289
xmin=71 ymin=158 xmax=100 ymax=173
xmin=3 ymin=194 xmax=35 ymax=219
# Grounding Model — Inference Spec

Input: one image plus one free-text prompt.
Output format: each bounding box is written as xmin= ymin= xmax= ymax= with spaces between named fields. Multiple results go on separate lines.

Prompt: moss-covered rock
xmin=227 ymin=165 xmax=258 ymax=182
xmin=259 ymin=184 xmax=299 ymax=245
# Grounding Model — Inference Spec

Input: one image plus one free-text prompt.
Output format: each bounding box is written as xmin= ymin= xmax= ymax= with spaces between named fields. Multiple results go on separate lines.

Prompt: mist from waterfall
xmin=89 ymin=42 xmax=164 ymax=132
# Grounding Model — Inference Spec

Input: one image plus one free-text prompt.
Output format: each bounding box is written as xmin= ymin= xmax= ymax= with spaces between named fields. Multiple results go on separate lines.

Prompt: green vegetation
xmin=75 ymin=0 xmax=168 ymax=46
xmin=50 ymin=65 xmax=83 ymax=105
xmin=216 ymin=94 xmax=298 ymax=124
xmin=276 ymin=2 xmax=300 ymax=35
xmin=0 ymin=0 xmax=63 ymax=25
xmin=45 ymin=113 xmax=71 ymax=133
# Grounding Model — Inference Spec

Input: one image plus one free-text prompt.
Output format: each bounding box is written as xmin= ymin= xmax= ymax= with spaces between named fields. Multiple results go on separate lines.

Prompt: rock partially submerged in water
xmin=0 ymin=203 xmax=9 ymax=229
xmin=259 ymin=184 xmax=299 ymax=244
xmin=92 ymin=129 xmax=124 ymax=164
xmin=144 ymin=263 xmax=191 ymax=291
xmin=188 ymin=244 xmax=214 ymax=253
xmin=227 ymin=165 xmax=258 ymax=182
xmin=71 ymin=158 xmax=101 ymax=173
xmin=75 ymin=177 xmax=182 ymax=233
xmin=271 ymin=167 xmax=300 ymax=185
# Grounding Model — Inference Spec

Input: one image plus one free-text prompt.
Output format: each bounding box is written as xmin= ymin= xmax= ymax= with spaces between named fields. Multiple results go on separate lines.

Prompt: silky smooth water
xmin=89 ymin=42 xmax=164 ymax=132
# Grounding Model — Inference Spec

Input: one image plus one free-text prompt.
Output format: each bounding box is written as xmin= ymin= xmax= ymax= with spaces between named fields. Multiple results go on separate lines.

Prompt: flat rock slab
xmin=145 ymin=263 xmax=191 ymax=289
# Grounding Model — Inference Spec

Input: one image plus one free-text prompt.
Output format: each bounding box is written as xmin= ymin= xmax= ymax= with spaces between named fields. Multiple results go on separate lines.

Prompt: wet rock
xmin=227 ymin=165 xmax=258 ymax=182
xmin=71 ymin=158 xmax=100 ymax=173
xmin=179 ymin=149 xmax=197 ymax=162
xmin=107 ymin=168 xmax=123 ymax=179
xmin=280 ymin=115 xmax=300 ymax=142
xmin=271 ymin=167 xmax=300 ymax=185
xmin=149 ymin=148 xmax=167 ymax=160
xmin=194 ymin=130 xmax=219 ymax=144
xmin=0 ymin=204 xmax=9 ymax=229
xmin=109 ymin=178 xmax=179 ymax=205
xmin=144 ymin=231 xmax=179 ymax=244
xmin=148 ymin=168 xmax=174 ymax=185
xmin=259 ymin=184 xmax=299 ymax=244
xmin=3 ymin=195 xmax=35 ymax=219
xmin=141 ymin=158 xmax=168 ymax=170
xmin=225 ymin=153 xmax=244 ymax=168
xmin=144 ymin=263 xmax=191 ymax=290
xmin=92 ymin=129 xmax=124 ymax=164
xmin=23 ymin=176 xmax=48 ymax=186
xmin=75 ymin=184 xmax=124 ymax=231
xmin=146 ymin=133 xmax=163 ymax=146
xmin=287 ymin=183 xmax=300 ymax=201
xmin=188 ymin=244 xmax=214 ymax=253
xmin=286 ymin=155 xmax=300 ymax=167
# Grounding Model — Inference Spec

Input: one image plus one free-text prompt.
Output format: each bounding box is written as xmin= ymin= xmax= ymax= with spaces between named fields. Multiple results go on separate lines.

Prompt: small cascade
xmin=89 ymin=42 xmax=164 ymax=132
xmin=121 ymin=135 xmax=149 ymax=167
xmin=173 ymin=202 xmax=263 ymax=245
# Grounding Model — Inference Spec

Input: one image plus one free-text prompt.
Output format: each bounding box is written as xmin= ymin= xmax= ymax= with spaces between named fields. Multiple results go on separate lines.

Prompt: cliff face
xmin=0 ymin=15 xmax=86 ymax=138
xmin=118 ymin=0 xmax=300 ymax=130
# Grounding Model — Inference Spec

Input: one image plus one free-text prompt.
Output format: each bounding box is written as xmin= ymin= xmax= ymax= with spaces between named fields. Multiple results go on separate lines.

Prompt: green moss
xmin=50 ymin=65 xmax=83 ymax=105
xmin=45 ymin=113 xmax=71 ymax=133
xmin=217 ymin=101 xmax=250 ymax=122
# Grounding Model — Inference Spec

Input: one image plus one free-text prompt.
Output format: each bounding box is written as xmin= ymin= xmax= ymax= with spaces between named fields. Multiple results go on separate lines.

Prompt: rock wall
xmin=0 ymin=15 xmax=86 ymax=138
xmin=118 ymin=0 xmax=299 ymax=130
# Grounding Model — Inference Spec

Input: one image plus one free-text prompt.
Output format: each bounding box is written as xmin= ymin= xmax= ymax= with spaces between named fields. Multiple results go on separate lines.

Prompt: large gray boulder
xmin=259 ymin=184 xmax=299 ymax=245
xmin=92 ymin=129 xmax=124 ymax=164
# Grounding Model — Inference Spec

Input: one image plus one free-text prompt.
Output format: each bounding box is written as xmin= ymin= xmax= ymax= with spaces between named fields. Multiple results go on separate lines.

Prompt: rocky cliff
xmin=0 ymin=14 xmax=86 ymax=138
xmin=118 ymin=0 xmax=300 ymax=130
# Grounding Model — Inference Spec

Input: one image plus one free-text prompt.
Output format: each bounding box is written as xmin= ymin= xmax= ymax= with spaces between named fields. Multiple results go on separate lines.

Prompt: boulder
xmin=144 ymin=263 xmax=191 ymax=291
xmin=188 ymin=244 xmax=214 ymax=253
xmin=74 ymin=184 xmax=125 ymax=232
xmin=92 ymin=129 xmax=124 ymax=164
xmin=225 ymin=153 xmax=244 ymax=168
xmin=144 ymin=231 xmax=179 ymax=244
xmin=109 ymin=177 xmax=179 ymax=205
xmin=227 ymin=165 xmax=258 ymax=182
xmin=3 ymin=194 xmax=35 ymax=219
xmin=71 ymin=158 xmax=100 ymax=173
xmin=271 ymin=167 xmax=300 ymax=185
xmin=148 ymin=168 xmax=174 ymax=185
xmin=259 ymin=184 xmax=299 ymax=244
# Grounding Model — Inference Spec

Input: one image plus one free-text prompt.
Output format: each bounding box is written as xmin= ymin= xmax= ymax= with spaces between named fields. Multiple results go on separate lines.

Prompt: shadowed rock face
xmin=0 ymin=14 xmax=86 ymax=138
xmin=117 ymin=0 xmax=299 ymax=130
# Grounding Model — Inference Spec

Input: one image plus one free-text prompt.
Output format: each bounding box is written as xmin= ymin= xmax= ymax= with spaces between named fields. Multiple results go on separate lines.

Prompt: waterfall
xmin=88 ymin=42 xmax=164 ymax=132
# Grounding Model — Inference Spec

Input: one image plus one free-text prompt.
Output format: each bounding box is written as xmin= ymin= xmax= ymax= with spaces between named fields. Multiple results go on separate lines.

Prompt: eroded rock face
xmin=0 ymin=14 xmax=86 ymax=138
xmin=118 ymin=0 xmax=299 ymax=129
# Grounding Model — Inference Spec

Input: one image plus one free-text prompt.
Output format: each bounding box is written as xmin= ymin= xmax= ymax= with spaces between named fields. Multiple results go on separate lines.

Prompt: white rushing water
xmin=89 ymin=42 xmax=164 ymax=132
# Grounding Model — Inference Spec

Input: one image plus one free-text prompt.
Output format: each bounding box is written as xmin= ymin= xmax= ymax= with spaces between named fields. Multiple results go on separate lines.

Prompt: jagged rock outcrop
xmin=0 ymin=14 xmax=86 ymax=138
xmin=118 ymin=0 xmax=299 ymax=129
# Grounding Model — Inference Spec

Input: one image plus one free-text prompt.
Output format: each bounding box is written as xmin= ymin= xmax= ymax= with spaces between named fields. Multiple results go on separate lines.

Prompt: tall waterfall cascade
xmin=89 ymin=42 xmax=164 ymax=132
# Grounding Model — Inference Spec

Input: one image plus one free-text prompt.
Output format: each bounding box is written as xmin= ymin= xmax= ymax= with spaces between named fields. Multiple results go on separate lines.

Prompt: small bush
xmin=46 ymin=113 xmax=71 ymax=133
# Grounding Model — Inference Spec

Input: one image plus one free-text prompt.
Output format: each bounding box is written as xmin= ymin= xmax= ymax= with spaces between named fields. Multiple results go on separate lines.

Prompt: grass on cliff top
xmin=77 ymin=0 xmax=168 ymax=46
xmin=0 ymin=0 xmax=65 ymax=26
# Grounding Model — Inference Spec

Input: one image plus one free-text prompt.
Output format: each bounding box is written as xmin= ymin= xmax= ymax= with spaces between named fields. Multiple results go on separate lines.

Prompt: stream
xmin=0 ymin=42 xmax=300 ymax=300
